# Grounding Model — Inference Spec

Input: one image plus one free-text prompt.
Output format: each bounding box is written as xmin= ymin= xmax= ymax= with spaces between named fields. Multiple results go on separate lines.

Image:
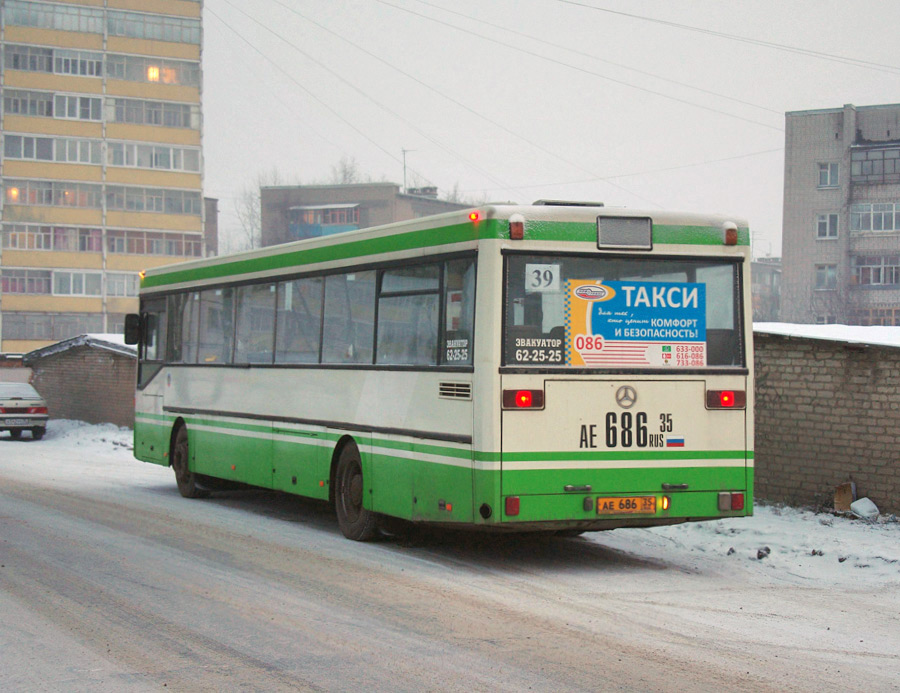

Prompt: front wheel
xmin=171 ymin=426 xmax=208 ymax=499
xmin=334 ymin=443 xmax=378 ymax=541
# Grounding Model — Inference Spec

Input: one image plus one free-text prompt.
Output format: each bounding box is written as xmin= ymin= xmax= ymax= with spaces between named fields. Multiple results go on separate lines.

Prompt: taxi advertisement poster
xmin=564 ymin=279 xmax=707 ymax=367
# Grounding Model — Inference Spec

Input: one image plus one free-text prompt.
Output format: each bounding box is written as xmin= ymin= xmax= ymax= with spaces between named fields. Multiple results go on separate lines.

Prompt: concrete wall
xmin=754 ymin=332 xmax=900 ymax=514
xmin=28 ymin=346 xmax=136 ymax=428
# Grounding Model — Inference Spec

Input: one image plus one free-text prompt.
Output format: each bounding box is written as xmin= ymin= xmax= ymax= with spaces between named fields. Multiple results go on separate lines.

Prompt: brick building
xmin=23 ymin=332 xmax=135 ymax=427
xmin=754 ymin=324 xmax=900 ymax=514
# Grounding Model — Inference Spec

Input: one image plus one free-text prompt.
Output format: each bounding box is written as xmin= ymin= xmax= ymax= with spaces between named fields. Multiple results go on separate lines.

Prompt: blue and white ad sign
xmin=565 ymin=279 xmax=707 ymax=367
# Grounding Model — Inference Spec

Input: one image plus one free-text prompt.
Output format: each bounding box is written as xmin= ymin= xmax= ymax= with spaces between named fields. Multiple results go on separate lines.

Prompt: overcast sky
xmin=200 ymin=0 xmax=900 ymax=256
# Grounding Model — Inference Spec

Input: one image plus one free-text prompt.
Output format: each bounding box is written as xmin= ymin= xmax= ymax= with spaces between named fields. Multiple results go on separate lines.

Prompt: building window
xmin=4 ymin=134 xmax=101 ymax=164
xmin=850 ymin=203 xmax=900 ymax=233
xmin=54 ymin=94 xmax=102 ymax=121
xmin=108 ymin=98 xmax=198 ymax=129
xmin=817 ymin=162 xmax=839 ymax=188
xmin=107 ymin=273 xmax=140 ymax=297
xmin=0 ymin=269 xmax=52 ymax=294
xmin=815 ymin=315 xmax=837 ymax=325
xmin=105 ymin=186 xmax=202 ymax=216
xmin=53 ymin=271 xmax=102 ymax=297
xmin=2 ymin=1 xmax=104 ymax=34
xmin=54 ymin=49 xmax=103 ymax=77
xmin=4 ymin=180 xmax=102 ymax=208
xmin=1 ymin=224 xmax=110 ymax=252
xmin=816 ymin=213 xmax=838 ymax=239
xmin=3 ymin=89 xmax=54 ymax=117
xmin=3 ymin=44 xmax=53 ymax=72
xmin=107 ymin=142 xmax=200 ymax=172
xmin=106 ymin=54 xmax=200 ymax=87
xmin=107 ymin=11 xmax=201 ymax=45
xmin=851 ymin=147 xmax=900 ymax=185
xmin=815 ymin=264 xmax=837 ymax=290
xmin=852 ymin=255 xmax=900 ymax=286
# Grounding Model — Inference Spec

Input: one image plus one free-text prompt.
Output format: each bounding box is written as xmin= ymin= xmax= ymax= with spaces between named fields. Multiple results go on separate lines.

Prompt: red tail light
xmin=28 ymin=406 xmax=48 ymax=414
xmin=731 ymin=493 xmax=745 ymax=511
xmin=502 ymin=389 xmax=545 ymax=409
xmin=706 ymin=390 xmax=746 ymax=409
xmin=505 ymin=496 xmax=520 ymax=516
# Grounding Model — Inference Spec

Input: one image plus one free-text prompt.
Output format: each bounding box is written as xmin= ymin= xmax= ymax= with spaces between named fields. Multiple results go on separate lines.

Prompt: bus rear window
xmin=504 ymin=254 xmax=743 ymax=368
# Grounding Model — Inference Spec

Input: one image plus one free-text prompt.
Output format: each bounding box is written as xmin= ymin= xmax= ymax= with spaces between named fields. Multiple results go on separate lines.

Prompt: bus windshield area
xmin=504 ymin=254 xmax=744 ymax=368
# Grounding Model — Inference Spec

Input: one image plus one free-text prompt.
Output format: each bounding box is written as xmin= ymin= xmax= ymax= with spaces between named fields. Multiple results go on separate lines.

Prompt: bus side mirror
xmin=124 ymin=313 xmax=142 ymax=345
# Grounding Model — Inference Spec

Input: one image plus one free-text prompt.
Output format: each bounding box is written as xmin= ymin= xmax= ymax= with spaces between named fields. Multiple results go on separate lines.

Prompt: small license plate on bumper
xmin=597 ymin=496 xmax=657 ymax=515
xmin=4 ymin=419 xmax=29 ymax=426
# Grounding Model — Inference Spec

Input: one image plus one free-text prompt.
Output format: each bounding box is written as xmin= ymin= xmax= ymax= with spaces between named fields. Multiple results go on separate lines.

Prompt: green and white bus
xmin=125 ymin=202 xmax=753 ymax=540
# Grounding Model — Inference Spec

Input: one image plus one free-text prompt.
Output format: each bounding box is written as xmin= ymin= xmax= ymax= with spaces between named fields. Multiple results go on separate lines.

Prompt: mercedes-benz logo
xmin=616 ymin=386 xmax=637 ymax=409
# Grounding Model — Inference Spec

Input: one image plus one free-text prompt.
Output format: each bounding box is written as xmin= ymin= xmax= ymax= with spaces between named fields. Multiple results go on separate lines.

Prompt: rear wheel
xmin=31 ymin=428 xmax=44 ymax=441
xmin=335 ymin=443 xmax=378 ymax=541
xmin=171 ymin=426 xmax=208 ymax=498
xmin=9 ymin=430 xmax=22 ymax=440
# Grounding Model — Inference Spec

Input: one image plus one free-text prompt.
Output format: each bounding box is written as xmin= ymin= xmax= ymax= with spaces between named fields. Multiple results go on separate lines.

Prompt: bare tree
xmin=232 ymin=168 xmax=287 ymax=252
xmin=329 ymin=156 xmax=363 ymax=185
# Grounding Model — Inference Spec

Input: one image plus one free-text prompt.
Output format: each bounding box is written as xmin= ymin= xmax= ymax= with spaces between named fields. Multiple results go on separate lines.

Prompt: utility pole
xmin=401 ymin=148 xmax=416 ymax=193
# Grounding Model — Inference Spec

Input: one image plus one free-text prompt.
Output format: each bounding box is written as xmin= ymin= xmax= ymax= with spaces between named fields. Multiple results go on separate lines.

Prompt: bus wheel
xmin=335 ymin=443 xmax=378 ymax=541
xmin=171 ymin=426 xmax=208 ymax=499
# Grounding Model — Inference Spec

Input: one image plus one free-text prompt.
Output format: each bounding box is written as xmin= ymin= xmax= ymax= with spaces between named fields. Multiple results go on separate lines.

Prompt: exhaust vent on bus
xmin=439 ymin=382 xmax=472 ymax=400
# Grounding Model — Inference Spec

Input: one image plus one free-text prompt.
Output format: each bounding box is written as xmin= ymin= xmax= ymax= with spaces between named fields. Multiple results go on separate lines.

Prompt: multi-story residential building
xmin=751 ymin=257 xmax=781 ymax=322
xmin=260 ymin=183 xmax=470 ymax=247
xmin=781 ymin=103 xmax=900 ymax=325
xmin=0 ymin=0 xmax=209 ymax=352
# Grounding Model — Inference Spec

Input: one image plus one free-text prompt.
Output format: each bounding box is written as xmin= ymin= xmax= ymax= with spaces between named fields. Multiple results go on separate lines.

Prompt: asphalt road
xmin=1 ymin=432 xmax=898 ymax=692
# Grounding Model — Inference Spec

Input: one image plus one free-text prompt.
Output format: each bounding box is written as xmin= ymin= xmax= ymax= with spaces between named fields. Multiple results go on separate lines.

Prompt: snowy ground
xmin=3 ymin=420 xmax=900 ymax=690
xmin=11 ymin=420 xmax=900 ymax=588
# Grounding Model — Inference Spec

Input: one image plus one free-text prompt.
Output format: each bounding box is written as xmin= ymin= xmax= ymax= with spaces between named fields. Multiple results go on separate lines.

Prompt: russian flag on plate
xmin=666 ymin=436 xmax=685 ymax=447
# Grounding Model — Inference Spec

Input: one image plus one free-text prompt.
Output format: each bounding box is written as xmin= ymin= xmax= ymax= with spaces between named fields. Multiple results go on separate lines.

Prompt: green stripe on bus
xmin=141 ymin=219 xmax=749 ymax=289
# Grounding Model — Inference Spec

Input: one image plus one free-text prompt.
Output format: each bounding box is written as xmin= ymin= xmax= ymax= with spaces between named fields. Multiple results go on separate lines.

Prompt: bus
xmin=125 ymin=202 xmax=753 ymax=541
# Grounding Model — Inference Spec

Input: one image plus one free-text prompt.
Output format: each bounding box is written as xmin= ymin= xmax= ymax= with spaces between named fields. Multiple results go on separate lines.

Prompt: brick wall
xmin=29 ymin=346 xmax=136 ymax=428
xmin=755 ymin=333 xmax=900 ymax=514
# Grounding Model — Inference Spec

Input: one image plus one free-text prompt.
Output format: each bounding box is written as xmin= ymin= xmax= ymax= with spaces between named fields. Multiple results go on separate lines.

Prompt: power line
xmin=264 ymin=0 xmax=660 ymax=206
xmin=214 ymin=0 xmax=516 ymax=194
xmin=459 ymin=147 xmax=783 ymax=194
xmin=556 ymin=0 xmax=900 ymax=75
xmin=374 ymin=0 xmax=784 ymax=132
xmin=412 ymin=0 xmax=781 ymax=116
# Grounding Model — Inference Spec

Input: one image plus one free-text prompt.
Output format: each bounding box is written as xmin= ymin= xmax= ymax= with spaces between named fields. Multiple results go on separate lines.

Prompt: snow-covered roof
xmin=754 ymin=322 xmax=900 ymax=349
xmin=23 ymin=333 xmax=137 ymax=363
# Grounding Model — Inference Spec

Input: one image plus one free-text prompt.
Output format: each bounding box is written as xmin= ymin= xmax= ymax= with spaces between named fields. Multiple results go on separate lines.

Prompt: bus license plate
xmin=597 ymin=496 xmax=656 ymax=515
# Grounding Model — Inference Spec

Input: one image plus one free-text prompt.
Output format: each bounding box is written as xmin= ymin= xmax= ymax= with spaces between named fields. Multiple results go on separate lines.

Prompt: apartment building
xmin=781 ymin=103 xmax=900 ymax=324
xmin=0 ymin=0 xmax=207 ymax=352
xmin=260 ymin=183 xmax=470 ymax=247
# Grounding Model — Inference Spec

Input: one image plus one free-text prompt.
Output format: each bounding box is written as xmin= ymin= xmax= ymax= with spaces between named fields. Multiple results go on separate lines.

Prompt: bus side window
xmin=442 ymin=257 xmax=475 ymax=365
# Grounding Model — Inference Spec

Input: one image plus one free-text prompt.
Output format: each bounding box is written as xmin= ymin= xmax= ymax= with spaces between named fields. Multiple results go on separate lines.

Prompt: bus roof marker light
xmin=722 ymin=221 xmax=738 ymax=246
xmin=509 ymin=213 xmax=525 ymax=240
xmin=469 ymin=211 xmax=480 ymax=222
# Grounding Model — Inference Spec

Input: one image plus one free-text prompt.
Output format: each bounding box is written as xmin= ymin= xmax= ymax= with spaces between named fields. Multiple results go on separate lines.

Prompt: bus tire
xmin=171 ymin=425 xmax=208 ymax=499
xmin=335 ymin=443 xmax=378 ymax=541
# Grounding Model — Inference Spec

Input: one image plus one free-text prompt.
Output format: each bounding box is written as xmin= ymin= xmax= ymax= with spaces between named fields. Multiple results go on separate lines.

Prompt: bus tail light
xmin=502 ymin=389 xmax=545 ymax=409
xmin=706 ymin=390 xmax=746 ymax=409
xmin=718 ymin=492 xmax=745 ymax=511
xmin=661 ymin=496 xmax=670 ymax=511
xmin=505 ymin=496 xmax=520 ymax=516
